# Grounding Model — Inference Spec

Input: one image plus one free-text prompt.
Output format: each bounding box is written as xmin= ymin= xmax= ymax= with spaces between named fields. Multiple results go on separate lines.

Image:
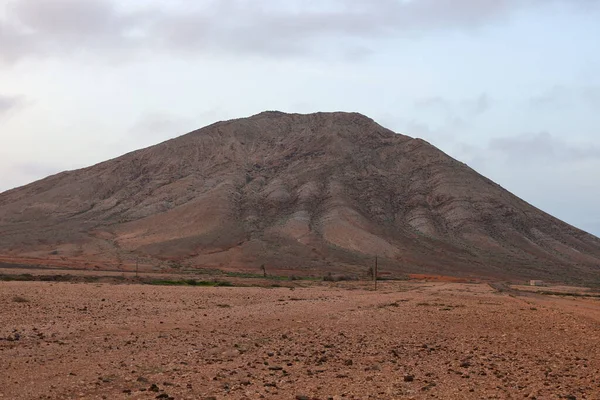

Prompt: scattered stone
xmin=149 ymin=384 xmax=160 ymax=392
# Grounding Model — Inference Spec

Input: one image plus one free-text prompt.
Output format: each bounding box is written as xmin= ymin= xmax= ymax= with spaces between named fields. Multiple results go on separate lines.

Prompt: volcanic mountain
xmin=1 ymin=111 xmax=599 ymax=282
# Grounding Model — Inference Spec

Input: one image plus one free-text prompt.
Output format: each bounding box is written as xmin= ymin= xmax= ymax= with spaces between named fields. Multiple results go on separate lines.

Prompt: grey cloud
xmin=129 ymin=108 xmax=231 ymax=143
xmin=0 ymin=21 xmax=31 ymax=63
xmin=149 ymin=0 xmax=590 ymax=58
xmin=1 ymin=0 xmax=597 ymax=63
xmin=582 ymin=86 xmax=600 ymax=108
xmin=442 ymin=131 xmax=600 ymax=175
xmin=530 ymin=85 xmax=600 ymax=109
xmin=489 ymin=132 xmax=600 ymax=163
xmin=401 ymin=120 xmax=436 ymax=137
xmin=0 ymin=94 xmax=23 ymax=115
xmin=414 ymin=93 xmax=492 ymax=117
xmin=129 ymin=112 xmax=199 ymax=147
xmin=395 ymin=115 xmax=469 ymax=141
xmin=0 ymin=161 xmax=64 ymax=192
xmin=529 ymin=85 xmax=572 ymax=108
xmin=130 ymin=112 xmax=189 ymax=138
xmin=13 ymin=0 xmax=126 ymax=39
xmin=1 ymin=0 xmax=148 ymax=63
xmin=462 ymin=93 xmax=491 ymax=115
xmin=414 ymin=97 xmax=451 ymax=112
xmin=13 ymin=162 xmax=62 ymax=178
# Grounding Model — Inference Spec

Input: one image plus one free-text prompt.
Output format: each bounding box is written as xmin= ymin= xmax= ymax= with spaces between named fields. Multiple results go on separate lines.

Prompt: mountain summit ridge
xmin=1 ymin=111 xmax=599 ymax=282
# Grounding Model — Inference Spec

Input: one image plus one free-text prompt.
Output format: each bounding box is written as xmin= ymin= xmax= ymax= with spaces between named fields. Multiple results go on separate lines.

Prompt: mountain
xmin=1 ymin=111 xmax=599 ymax=282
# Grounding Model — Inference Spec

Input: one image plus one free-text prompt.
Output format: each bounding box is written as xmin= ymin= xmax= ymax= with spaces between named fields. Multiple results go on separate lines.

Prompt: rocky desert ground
xmin=2 ymin=278 xmax=600 ymax=399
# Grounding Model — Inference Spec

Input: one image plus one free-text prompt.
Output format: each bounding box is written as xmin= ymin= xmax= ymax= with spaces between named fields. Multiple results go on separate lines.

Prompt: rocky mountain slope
xmin=1 ymin=111 xmax=599 ymax=281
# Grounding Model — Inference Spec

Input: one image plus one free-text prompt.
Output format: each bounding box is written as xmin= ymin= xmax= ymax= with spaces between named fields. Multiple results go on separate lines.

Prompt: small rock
xmin=149 ymin=384 xmax=159 ymax=392
xmin=404 ymin=375 xmax=414 ymax=382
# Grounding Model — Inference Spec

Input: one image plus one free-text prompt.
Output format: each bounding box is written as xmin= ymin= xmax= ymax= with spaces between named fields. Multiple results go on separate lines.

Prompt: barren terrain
xmin=2 ymin=112 xmax=599 ymax=282
xmin=2 ymin=280 xmax=600 ymax=399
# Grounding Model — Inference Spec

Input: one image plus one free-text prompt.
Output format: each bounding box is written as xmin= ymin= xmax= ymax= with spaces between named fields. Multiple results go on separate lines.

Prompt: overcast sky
xmin=1 ymin=0 xmax=599 ymax=236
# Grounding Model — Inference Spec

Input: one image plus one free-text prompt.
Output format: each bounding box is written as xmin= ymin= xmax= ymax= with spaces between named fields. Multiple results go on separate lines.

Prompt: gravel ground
xmin=1 ymin=281 xmax=600 ymax=399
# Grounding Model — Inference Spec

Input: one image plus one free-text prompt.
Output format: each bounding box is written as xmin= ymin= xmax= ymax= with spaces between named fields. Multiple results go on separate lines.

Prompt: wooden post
xmin=374 ymin=256 xmax=378 ymax=290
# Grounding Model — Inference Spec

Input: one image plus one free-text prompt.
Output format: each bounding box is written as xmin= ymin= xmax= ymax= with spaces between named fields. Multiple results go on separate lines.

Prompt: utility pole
xmin=374 ymin=256 xmax=378 ymax=290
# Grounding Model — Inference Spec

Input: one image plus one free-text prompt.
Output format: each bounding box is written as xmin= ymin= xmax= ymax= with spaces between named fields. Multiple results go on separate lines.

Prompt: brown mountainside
xmin=1 ymin=111 xmax=599 ymax=282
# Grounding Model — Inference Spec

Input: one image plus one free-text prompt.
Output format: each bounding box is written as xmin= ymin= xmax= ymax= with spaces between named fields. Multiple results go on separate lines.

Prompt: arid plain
xmin=2 ymin=278 xmax=600 ymax=400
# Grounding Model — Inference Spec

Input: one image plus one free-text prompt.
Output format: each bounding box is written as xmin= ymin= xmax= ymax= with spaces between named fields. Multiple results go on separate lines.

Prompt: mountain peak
xmin=250 ymin=110 xmax=371 ymax=119
xmin=1 ymin=112 xmax=599 ymax=282
xmin=245 ymin=110 xmax=379 ymax=129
